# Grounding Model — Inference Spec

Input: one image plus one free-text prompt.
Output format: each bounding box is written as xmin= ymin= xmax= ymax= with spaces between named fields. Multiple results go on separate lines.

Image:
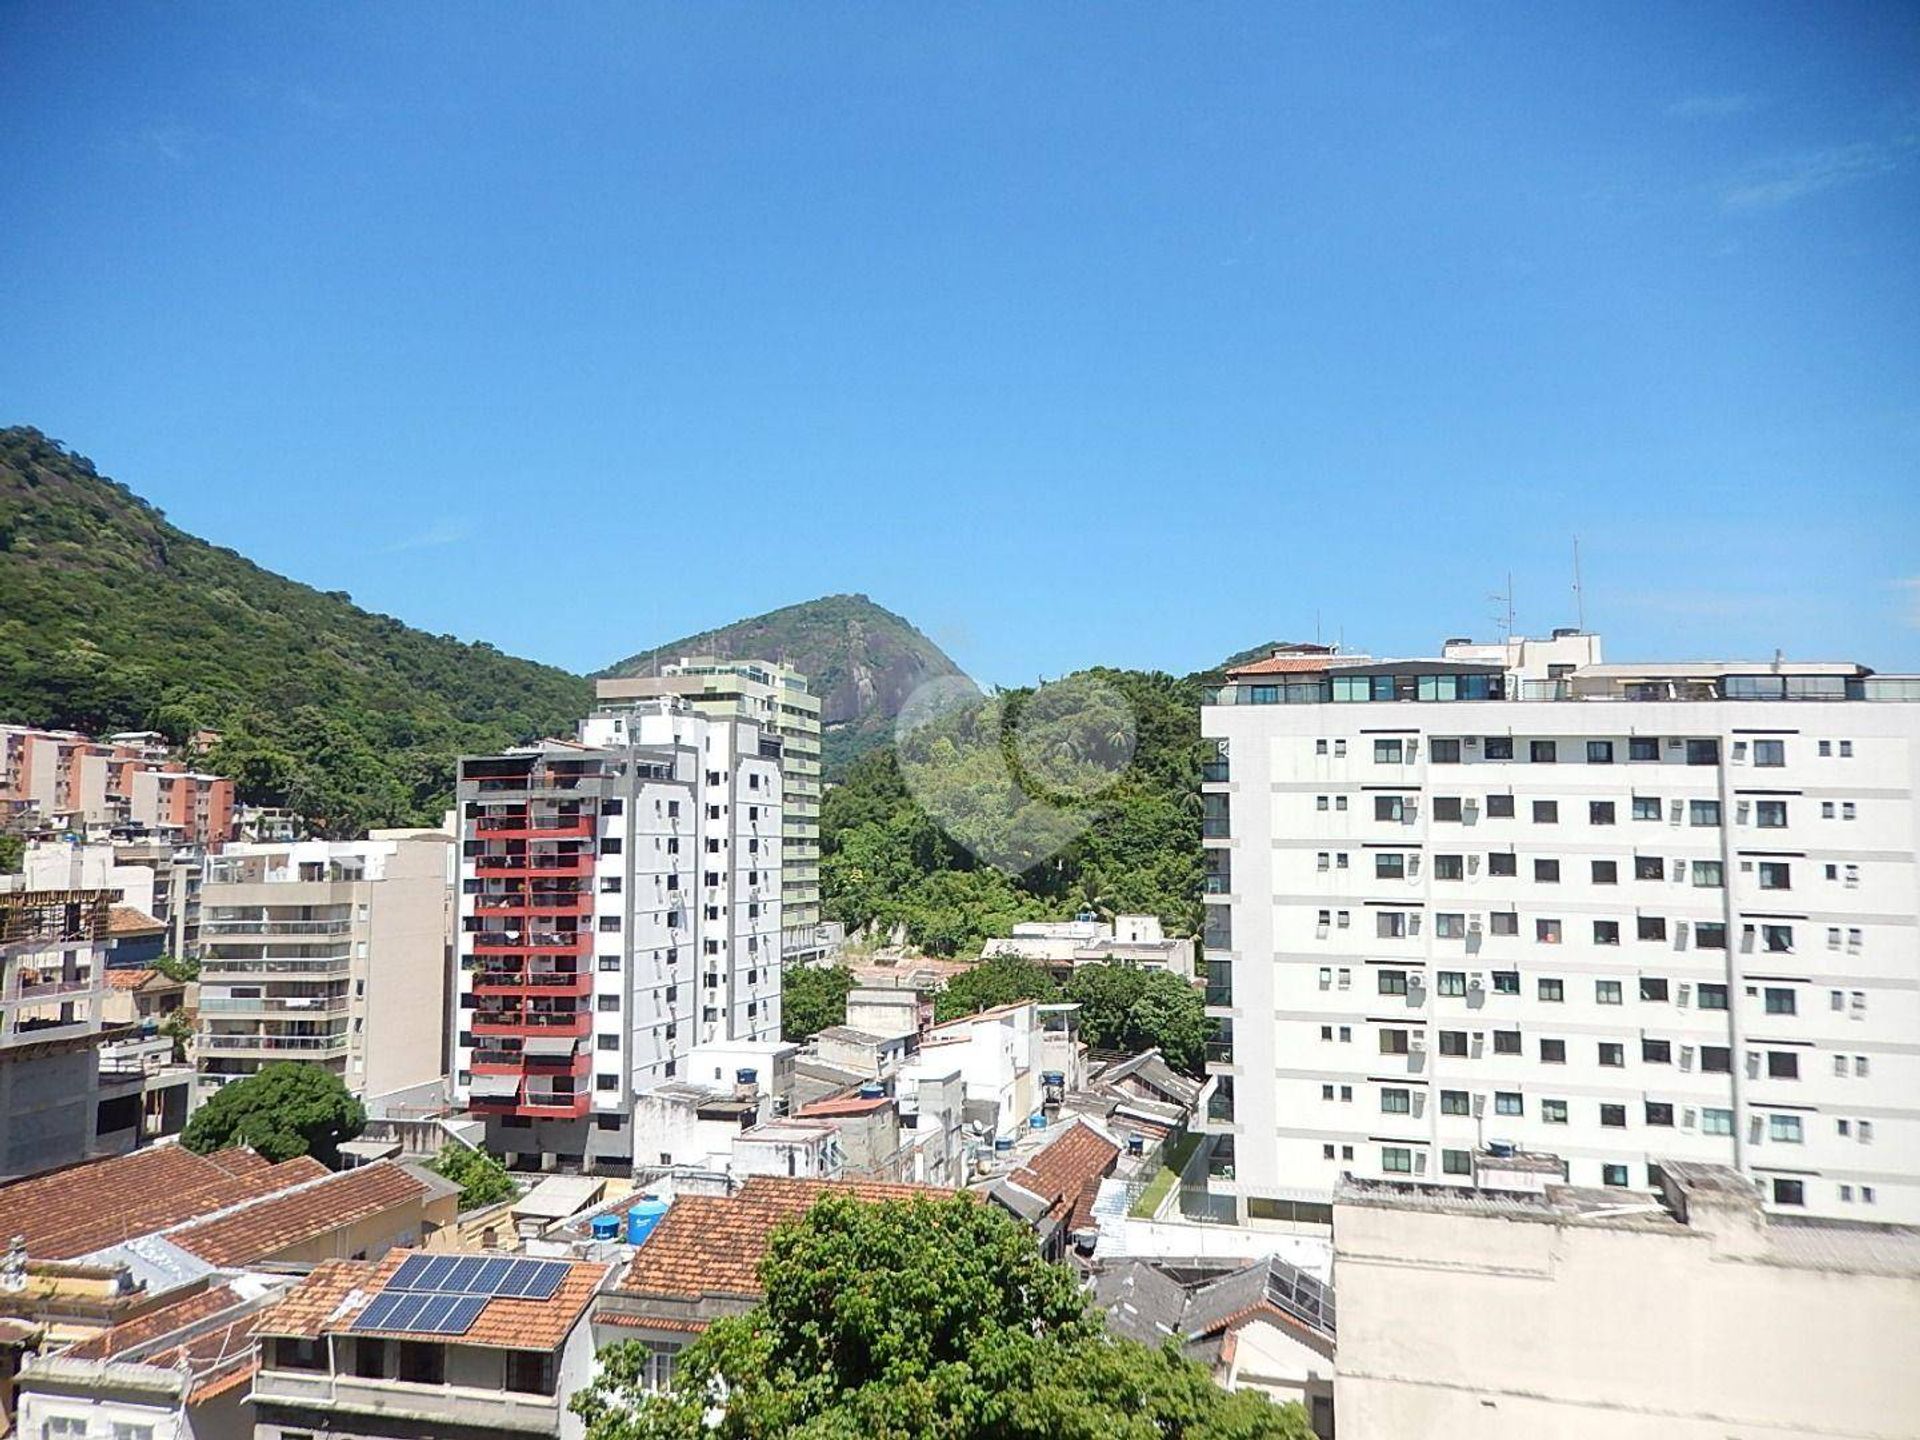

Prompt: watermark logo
xmin=893 ymin=672 xmax=1139 ymax=875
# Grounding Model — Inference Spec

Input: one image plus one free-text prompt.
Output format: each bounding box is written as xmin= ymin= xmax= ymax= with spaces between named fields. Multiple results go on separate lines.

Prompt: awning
xmin=523 ymin=1035 xmax=580 ymax=1058
xmin=466 ymin=1073 xmax=522 ymax=1098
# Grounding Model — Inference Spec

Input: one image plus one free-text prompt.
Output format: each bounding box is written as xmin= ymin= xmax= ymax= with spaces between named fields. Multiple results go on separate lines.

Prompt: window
xmin=1602 ymin=1163 xmax=1630 ymax=1187
xmin=1532 ymin=799 xmax=1559 ymax=823
xmin=1381 ymin=1147 xmax=1413 ymax=1174
xmin=1639 ymin=976 xmax=1669 ymax=1002
xmin=1433 ymin=796 xmax=1464 ymax=822
xmin=1767 ymin=1051 xmax=1800 ymax=1079
xmin=1379 ymin=1029 xmax=1410 ymax=1055
xmin=1435 ymin=913 xmax=1466 ymax=939
xmin=1591 ymin=860 xmax=1618 ymax=885
xmin=1638 ymin=916 xmax=1667 ymax=941
xmin=1696 ymin=922 xmax=1727 ymax=949
xmin=1629 ymin=737 xmax=1660 ymax=761
xmin=1486 ymin=794 xmax=1516 ymax=818
xmin=1441 ymin=1089 xmax=1470 ymax=1115
xmin=1492 ymin=1029 xmax=1521 ymax=1055
xmin=1494 ymin=1092 xmax=1523 ymax=1116
xmin=1374 ymin=739 xmax=1404 ymax=763
xmin=1701 ymin=1108 xmax=1733 ymax=1136
xmin=1374 ymin=796 xmax=1405 ymax=822
xmin=1438 ymin=1030 xmax=1468 ymax=1056
xmin=1634 ymin=855 xmax=1664 ymax=881
xmin=1632 ymin=796 xmax=1662 ymax=821
xmin=1537 ymin=977 xmax=1564 ymax=1002
xmin=398 ymin=1341 xmax=445 ymax=1385
xmin=597 ymin=1034 xmax=619 ymax=1051
xmin=1490 ymin=912 xmax=1518 ymax=937
xmin=1595 ymin=979 xmax=1622 ymax=1005
xmin=1701 ymin=1045 xmax=1731 ymax=1073
xmin=1756 ymin=800 xmax=1787 ymax=828
xmin=1534 ymin=858 xmax=1560 ymax=883
xmin=1840 ymin=740 xmax=1853 ymax=758
xmin=1588 ymin=800 xmax=1615 ymax=825
xmin=1753 ymin=739 xmax=1785 ymax=767
xmin=1492 ymin=970 xmax=1520 ymax=993
xmin=1699 ymin=982 xmax=1728 ymax=1010
xmin=595 ymin=1074 xmax=618 ymax=1091
xmin=1692 ymin=860 xmax=1724 ymax=888
xmin=1484 ymin=736 xmax=1514 ymax=760
xmin=1442 ymin=1148 xmax=1472 ymax=1175
xmin=45 ymin=1421 xmax=88 ymax=1440
xmin=1761 ymin=924 xmax=1794 ymax=954
xmin=1375 ymin=853 xmax=1406 ymax=880
xmin=1536 ymin=918 xmax=1562 ymax=944
xmin=1642 ymin=1039 xmax=1670 ymax=1064
xmin=1598 ymin=1042 xmax=1624 ymax=1067
xmin=1686 ymin=739 xmax=1719 ymax=766
xmin=1316 ymin=795 xmax=1328 ymax=811
xmin=1488 ymin=852 xmax=1517 ymax=877
xmin=1689 ymin=799 xmax=1722 ymax=827
xmin=1381 ymin=1088 xmax=1411 ymax=1114
xmin=1645 ymin=1102 xmax=1674 ymax=1127
xmin=1376 ymin=912 xmax=1408 ymax=939
xmin=1758 ymin=862 xmax=1791 ymax=890
xmin=505 ymin=1350 xmax=558 ymax=1395
xmin=599 ymin=837 xmax=622 ymax=855
xmin=1768 ymin=1114 xmax=1804 ymax=1144
xmin=1432 ymin=738 xmax=1462 ymax=763
xmin=1316 ymin=738 xmax=1328 ymax=755
xmin=1530 ymin=740 xmax=1558 ymax=764
xmin=1434 ymin=854 xmax=1465 ymax=881
xmin=1542 ymin=1099 xmax=1569 ymax=1124
xmin=1593 ymin=920 xmax=1620 ymax=945
xmin=1771 ymin=1178 xmax=1805 ymax=1207
xmin=1378 ymin=969 xmax=1408 ymax=996
xmin=1587 ymin=740 xmax=1615 ymax=764
xmin=1540 ymin=1037 xmax=1566 ymax=1063
xmin=598 ymin=915 xmax=622 ymax=932
xmin=1599 ymin=1104 xmax=1627 ymax=1128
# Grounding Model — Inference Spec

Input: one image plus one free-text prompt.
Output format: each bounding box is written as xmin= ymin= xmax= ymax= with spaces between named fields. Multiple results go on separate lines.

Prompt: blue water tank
xmin=626 ymin=1194 xmax=671 ymax=1246
xmin=857 ymin=1082 xmax=885 ymax=1100
xmin=590 ymin=1214 xmax=620 ymax=1241
xmin=994 ymin=1137 xmax=1015 ymax=1154
xmin=1029 ymin=1114 xmax=1047 ymax=1130
xmin=1041 ymin=1071 xmax=1065 ymax=1087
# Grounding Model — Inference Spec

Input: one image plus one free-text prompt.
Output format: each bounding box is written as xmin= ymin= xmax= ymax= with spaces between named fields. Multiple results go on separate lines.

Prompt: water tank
xmin=1041 ymin=1071 xmax=1065 ymax=1087
xmin=590 ymin=1214 xmax=620 ymax=1241
xmin=1028 ymin=1114 xmax=1047 ymax=1130
xmin=1486 ymin=1140 xmax=1516 ymax=1159
xmin=1126 ymin=1134 xmax=1145 ymax=1157
xmin=736 ymin=1068 xmax=759 ymax=1087
xmin=626 ymin=1194 xmax=671 ymax=1247
xmin=994 ymin=1137 xmax=1015 ymax=1154
xmin=857 ymin=1082 xmax=885 ymax=1100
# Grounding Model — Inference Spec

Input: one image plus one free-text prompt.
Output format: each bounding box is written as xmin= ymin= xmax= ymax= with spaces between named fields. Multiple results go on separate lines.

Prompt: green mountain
xmin=597 ymin=593 xmax=976 ymax=777
xmin=0 ymin=427 xmax=592 ymax=835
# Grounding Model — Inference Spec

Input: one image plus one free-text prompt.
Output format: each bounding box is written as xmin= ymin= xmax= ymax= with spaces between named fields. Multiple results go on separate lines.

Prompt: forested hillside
xmin=820 ymin=667 xmax=1207 ymax=955
xmin=0 ymin=428 xmax=591 ymax=834
xmin=599 ymin=592 xmax=976 ymax=777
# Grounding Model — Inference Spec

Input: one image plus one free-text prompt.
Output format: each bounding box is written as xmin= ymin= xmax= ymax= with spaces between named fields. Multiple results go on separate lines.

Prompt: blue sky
xmin=2 ymin=3 xmax=1916 ymax=684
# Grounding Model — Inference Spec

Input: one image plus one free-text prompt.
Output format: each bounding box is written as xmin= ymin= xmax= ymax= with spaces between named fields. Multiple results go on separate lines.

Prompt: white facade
xmin=453 ymin=700 xmax=782 ymax=1173
xmin=1201 ymin=640 xmax=1920 ymax=1224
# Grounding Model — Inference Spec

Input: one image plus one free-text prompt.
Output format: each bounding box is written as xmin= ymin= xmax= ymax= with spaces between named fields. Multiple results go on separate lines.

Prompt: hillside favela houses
xmin=1200 ymin=631 xmax=1920 ymax=1227
xmin=1 ymin=725 xmax=234 ymax=846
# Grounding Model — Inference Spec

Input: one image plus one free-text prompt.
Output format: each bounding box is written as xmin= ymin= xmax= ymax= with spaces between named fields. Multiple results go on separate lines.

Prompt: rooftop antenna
xmin=1572 ymin=537 xmax=1586 ymax=632
xmin=1315 ymin=610 xmax=1322 ymax=646
xmin=1489 ymin=574 xmax=1515 ymax=640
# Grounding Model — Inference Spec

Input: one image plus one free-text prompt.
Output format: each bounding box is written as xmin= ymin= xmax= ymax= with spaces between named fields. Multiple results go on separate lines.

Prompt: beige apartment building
xmin=195 ymin=831 xmax=453 ymax=1110
xmin=597 ymin=656 xmax=827 ymax=964
xmin=1332 ymin=1160 xmax=1920 ymax=1439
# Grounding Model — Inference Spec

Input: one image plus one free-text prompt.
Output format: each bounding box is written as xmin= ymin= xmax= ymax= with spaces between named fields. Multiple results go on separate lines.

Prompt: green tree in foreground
xmin=0 ymin=834 xmax=22 ymax=874
xmin=180 ymin=1062 xmax=365 ymax=1165
xmin=428 ymin=1143 xmax=519 ymax=1210
xmin=781 ymin=964 xmax=856 ymax=1042
xmin=574 ymin=1192 xmax=1312 ymax=1440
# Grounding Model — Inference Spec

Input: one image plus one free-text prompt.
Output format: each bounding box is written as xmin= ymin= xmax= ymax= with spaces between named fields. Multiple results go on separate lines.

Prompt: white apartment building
xmin=1200 ymin=633 xmax=1920 ymax=1225
xmin=195 ymin=832 xmax=454 ymax=1108
xmin=452 ymin=700 xmax=782 ymax=1174
xmin=597 ymin=655 xmax=826 ymax=964
xmin=0 ymin=888 xmax=110 ymax=1180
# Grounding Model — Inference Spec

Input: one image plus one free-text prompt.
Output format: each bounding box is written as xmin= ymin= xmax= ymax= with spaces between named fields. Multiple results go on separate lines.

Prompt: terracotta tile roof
xmin=172 ymin=1161 xmax=430 ymax=1266
xmin=203 ymin=1147 xmax=281 ymax=1180
xmin=0 ymin=1147 xmax=313 ymax=1259
xmin=64 ymin=1283 xmax=241 ymax=1360
xmin=259 ymin=1250 xmax=608 ymax=1352
xmin=105 ymin=967 xmax=158 ymax=991
xmin=794 ymin=1094 xmax=893 ymax=1118
xmin=1009 ymin=1121 xmax=1120 ymax=1228
xmin=617 ymin=1176 xmax=950 ymax=1300
xmin=596 ymin=1313 xmax=711 ymax=1332
xmin=1225 ymin=654 xmax=1337 ymax=678
xmin=107 ymin=906 xmax=166 ymax=936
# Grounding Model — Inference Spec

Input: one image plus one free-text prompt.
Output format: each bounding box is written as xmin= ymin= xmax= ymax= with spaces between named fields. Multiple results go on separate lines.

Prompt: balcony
xmin=469 ymin=1009 xmax=590 ymax=1038
xmin=199 ymin=995 xmax=350 ymax=1015
xmin=473 ymin=892 xmax=589 ymax=917
xmin=473 ymin=815 xmax=594 ymax=840
xmin=469 ymin=968 xmax=591 ymax=997
xmin=200 ymin=919 xmax=352 ymax=937
xmin=473 ymin=853 xmax=593 ymax=876
xmin=251 ymin=1369 xmax=562 ymax=1434
xmin=197 ymin=1032 xmax=350 ymax=1054
xmin=472 ymin=1047 xmax=589 ymax=1077
xmin=469 ymin=930 xmax=590 ymax=957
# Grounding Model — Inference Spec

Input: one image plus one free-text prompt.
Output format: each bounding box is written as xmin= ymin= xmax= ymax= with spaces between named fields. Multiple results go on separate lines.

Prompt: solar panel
xmin=413 ymin=1293 xmax=462 ymax=1332
xmin=384 ymin=1253 xmax=567 ymax=1299
xmin=499 ymin=1258 xmax=567 ymax=1299
xmin=473 ymin=1256 xmax=515 ymax=1292
xmin=352 ymin=1286 xmax=491 ymax=1337
xmin=445 ymin=1256 xmax=490 ymax=1293
xmin=351 ymin=1291 xmax=412 ymax=1332
xmin=440 ymin=1295 xmax=489 ymax=1334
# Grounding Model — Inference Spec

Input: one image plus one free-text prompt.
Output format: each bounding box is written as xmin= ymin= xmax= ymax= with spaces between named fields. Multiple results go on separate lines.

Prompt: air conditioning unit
xmin=1470 ymin=1031 xmax=1485 ymax=1057
xmin=1678 ymin=1045 xmax=1695 ymax=1071
xmin=1409 ymin=1034 xmax=1428 ymax=1055
xmin=1467 ymin=972 xmax=1486 ymax=992
xmin=1681 ymin=1107 xmax=1697 ymax=1130
xmin=1413 ymin=1150 xmax=1429 ymax=1175
xmin=1468 ymin=915 xmax=1484 ymax=934
xmin=1471 ymin=1093 xmax=1487 ymax=1118
xmin=1465 ymin=737 xmax=1480 ymax=748
xmin=1676 ymin=982 xmax=1691 ymax=1006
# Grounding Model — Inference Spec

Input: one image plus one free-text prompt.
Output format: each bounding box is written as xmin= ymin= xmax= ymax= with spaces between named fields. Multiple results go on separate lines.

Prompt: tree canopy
xmin=781 ymin=964 xmax=856 ymax=1042
xmin=574 ymin=1191 xmax=1313 ymax=1440
xmin=428 ymin=1143 xmax=519 ymax=1210
xmin=179 ymin=1062 xmax=366 ymax=1165
xmin=936 ymin=955 xmax=1211 ymax=1075
xmin=820 ymin=668 xmax=1206 ymax=958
